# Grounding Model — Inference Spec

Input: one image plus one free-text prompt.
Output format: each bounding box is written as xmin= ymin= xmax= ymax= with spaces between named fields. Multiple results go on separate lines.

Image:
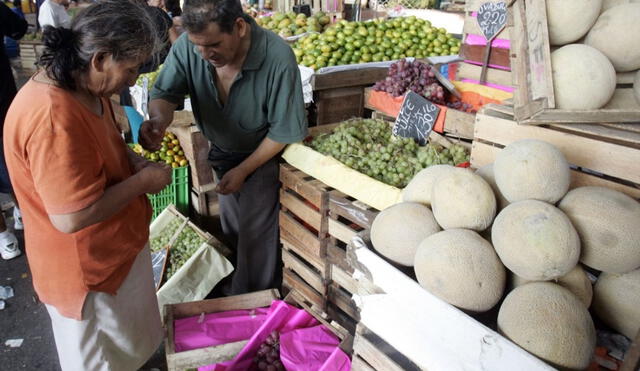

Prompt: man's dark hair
xmin=182 ymin=0 xmax=246 ymax=34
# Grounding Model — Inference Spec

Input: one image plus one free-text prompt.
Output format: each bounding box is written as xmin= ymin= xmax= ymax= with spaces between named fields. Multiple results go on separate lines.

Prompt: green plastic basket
xmin=148 ymin=166 xmax=189 ymax=220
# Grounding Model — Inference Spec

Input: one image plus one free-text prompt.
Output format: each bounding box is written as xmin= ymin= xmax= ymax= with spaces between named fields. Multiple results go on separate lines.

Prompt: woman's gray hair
xmin=39 ymin=0 xmax=164 ymax=90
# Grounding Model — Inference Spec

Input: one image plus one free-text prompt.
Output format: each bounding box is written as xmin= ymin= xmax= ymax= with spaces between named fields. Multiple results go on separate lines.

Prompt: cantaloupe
xmin=402 ymin=165 xmax=457 ymax=207
xmin=498 ymin=282 xmax=596 ymax=370
xmin=602 ymin=0 xmax=640 ymax=12
xmin=431 ymin=170 xmax=496 ymax=231
xmin=634 ymin=70 xmax=640 ymax=105
xmin=546 ymin=0 xmax=602 ymax=45
xmin=475 ymin=164 xmax=509 ymax=211
xmin=493 ymin=139 xmax=570 ymax=204
xmin=558 ymin=186 xmax=640 ymax=273
xmin=370 ymin=202 xmax=441 ymax=266
xmin=492 ymin=200 xmax=580 ymax=281
xmin=510 ymin=265 xmax=593 ymax=307
xmin=551 ymin=44 xmax=617 ymax=109
xmin=585 ymin=4 xmax=640 ymax=71
xmin=593 ymin=269 xmax=640 ymax=338
xmin=414 ymin=229 xmax=506 ymax=312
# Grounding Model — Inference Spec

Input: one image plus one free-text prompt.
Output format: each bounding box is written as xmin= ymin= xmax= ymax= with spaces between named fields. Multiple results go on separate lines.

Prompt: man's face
xmin=189 ymin=19 xmax=245 ymax=68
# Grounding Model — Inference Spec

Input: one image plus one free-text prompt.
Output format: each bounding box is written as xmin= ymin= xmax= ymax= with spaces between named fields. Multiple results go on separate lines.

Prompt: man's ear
xmin=90 ymin=52 xmax=108 ymax=73
xmin=236 ymin=17 xmax=248 ymax=37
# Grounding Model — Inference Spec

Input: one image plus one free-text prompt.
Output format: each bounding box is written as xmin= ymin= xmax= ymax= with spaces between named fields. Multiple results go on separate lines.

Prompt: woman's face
xmin=89 ymin=54 xmax=145 ymax=97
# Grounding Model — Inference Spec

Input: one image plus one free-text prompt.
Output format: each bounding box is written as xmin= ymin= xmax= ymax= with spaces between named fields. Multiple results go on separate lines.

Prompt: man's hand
xmin=138 ymin=162 xmax=173 ymax=194
xmin=139 ymin=118 xmax=166 ymax=152
xmin=215 ymin=166 xmax=249 ymax=195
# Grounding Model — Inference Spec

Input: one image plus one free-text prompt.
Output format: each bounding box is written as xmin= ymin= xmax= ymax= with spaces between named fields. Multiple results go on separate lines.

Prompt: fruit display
xmin=255 ymin=11 xmax=331 ymax=38
xmin=308 ymin=118 xmax=469 ymax=188
xmin=373 ymin=59 xmax=475 ymax=113
xmin=253 ymin=331 xmax=284 ymax=370
xmin=21 ymin=32 xmax=42 ymax=42
xmin=135 ymin=64 xmax=163 ymax=91
xmin=150 ymin=218 xmax=207 ymax=281
xmin=129 ymin=132 xmax=188 ymax=168
xmin=293 ymin=16 xmax=461 ymax=69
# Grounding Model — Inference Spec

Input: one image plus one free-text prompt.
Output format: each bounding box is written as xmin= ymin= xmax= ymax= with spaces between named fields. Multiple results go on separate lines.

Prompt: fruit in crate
xmin=510 ymin=265 xmax=593 ymax=307
xmin=373 ymin=59 xmax=475 ymax=113
xmin=254 ymin=331 xmax=284 ymax=370
xmin=307 ymin=118 xmax=470 ymax=188
xmin=150 ymin=218 xmax=207 ymax=281
xmin=255 ymin=11 xmax=331 ymax=38
xmin=129 ymin=132 xmax=188 ymax=168
xmin=293 ymin=17 xmax=460 ymax=69
xmin=593 ymin=269 xmax=640 ymax=339
xmin=545 ymin=0 xmax=602 ymax=46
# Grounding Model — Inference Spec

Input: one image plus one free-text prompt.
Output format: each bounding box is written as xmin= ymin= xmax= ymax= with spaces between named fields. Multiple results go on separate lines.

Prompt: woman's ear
xmin=90 ymin=52 xmax=108 ymax=72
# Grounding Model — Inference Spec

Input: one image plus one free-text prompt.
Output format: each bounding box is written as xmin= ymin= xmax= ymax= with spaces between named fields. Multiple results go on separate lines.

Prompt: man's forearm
xmin=236 ymin=137 xmax=286 ymax=176
xmin=149 ymin=98 xmax=179 ymax=130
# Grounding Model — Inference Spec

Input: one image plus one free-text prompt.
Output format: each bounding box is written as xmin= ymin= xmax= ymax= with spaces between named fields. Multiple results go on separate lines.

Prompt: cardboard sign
xmin=477 ymin=1 xmax=508 ymax=42
xmin=393 ymin=91 xmax=440 ymax=145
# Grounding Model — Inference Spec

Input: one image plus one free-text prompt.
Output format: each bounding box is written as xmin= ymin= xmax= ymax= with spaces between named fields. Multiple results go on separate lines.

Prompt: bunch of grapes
xmin=373 ymin=59 xmax=476 ymax=113
xmin=254 ymin=331 xmax=284 ymax=371
xmin=150 ymin=218 xmax=181 ymax=252
xmin=309 ymin=119 xmax=470 ymax=188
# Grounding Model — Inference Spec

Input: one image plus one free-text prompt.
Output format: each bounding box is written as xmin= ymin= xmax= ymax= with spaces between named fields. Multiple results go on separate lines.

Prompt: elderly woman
xmin=3 ymin=1 xmax=172 ymax=370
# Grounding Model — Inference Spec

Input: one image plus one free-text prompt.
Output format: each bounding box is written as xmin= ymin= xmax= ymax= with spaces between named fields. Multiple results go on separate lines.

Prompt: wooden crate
xmin=164 ymin=289 xmax=279 ymax=371
xmin=351 ymin=324 xmax=422 ymax=371
xmin=18 ymin=40 xmax=44 ymax=71
xmin=509 ymin=0 xmax=640 ymax=124
xmin=279 ymin=163 xmax=379 ymax=332
xmin=456 ymin=0 xmax=513 ymax=89
xmin=167 ymin=124 xmax=214 ymax=192
xmin=471 ymin=105 xmax=640 ymax=199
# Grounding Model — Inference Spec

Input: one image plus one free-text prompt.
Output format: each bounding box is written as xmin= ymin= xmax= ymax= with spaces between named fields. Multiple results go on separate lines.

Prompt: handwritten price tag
xmin=393 ymin=91 xmax=440 ymax=146
xmin=477 ymin=1 xmax=508 ymax=42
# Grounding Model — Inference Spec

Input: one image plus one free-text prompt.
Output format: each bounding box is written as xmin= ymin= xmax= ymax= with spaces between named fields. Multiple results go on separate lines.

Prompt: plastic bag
xmin=280 ymin=325 xmax=350 ymax=371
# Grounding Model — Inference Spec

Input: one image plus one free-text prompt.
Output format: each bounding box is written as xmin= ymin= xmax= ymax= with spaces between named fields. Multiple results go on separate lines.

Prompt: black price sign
xmin=393 ymin=91 xmax=440 ymax=145
xmin=477 ymin=1 xmax=508 ymax=42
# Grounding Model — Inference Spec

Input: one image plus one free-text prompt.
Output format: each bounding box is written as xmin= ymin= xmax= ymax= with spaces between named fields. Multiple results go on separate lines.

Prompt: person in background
xmin=3 ymin=1 xmax=172 ymax=369
xmin=140 ymin=0 xmax=307 ymax=296
xmin=148 ymin=0 xmax=183 ymax=42
xmin=38 ymin=0 xmax=71 ymax=28
xmin=0 ymin=1 xmax=27 ymax=260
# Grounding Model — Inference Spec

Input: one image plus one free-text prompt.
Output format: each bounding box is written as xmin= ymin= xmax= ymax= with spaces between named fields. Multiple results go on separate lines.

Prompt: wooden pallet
xmin=509 ymin=0 xmax=640 ymax=124
xmin=471 ymin=105 xmax=640 ymax=199
xmin=457 ymin=0 xmax=513 ymax=89
xmin=279 ymin=163 xmax=379 ymax=332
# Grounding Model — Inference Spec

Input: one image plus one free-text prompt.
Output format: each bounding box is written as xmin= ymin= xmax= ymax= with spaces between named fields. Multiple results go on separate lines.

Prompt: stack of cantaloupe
xmin=370 ymin=138 xmax=640 ymax=369
xmin=544 ymin=0 xmax=640 ymax=108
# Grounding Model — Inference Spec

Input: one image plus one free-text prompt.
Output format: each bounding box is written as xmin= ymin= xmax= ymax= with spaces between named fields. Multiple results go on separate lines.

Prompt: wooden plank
xmin=463 ymin=15 xmax=511 ymax=40
xmin=353 ymin=331 xmax=405 ymax=371
xmin=328 ymin=218 xmax=359 ymax=245
xmin=166 ymin=340 xmax=247 ymax=371
xmin=169 ymin=289 xmax=279 ymax=319
xmin=352 ymin=356 xmax=377 ymax=371
xmin=457 ymin=63 xmax=513 ymax=87
xmin=312 ymin=68 xmax=389 ymax=91
xmin=603 ymin=89 xmax=640 ymax=110
xmin=443 ymin=108 xmax=475 ymax=139
xmin=471 ymin=141 xmax=640 ymax=198
xmin=522 ymin=0 xmax=554 ymax=107
xmin=460 ymin=43 xmax=511 ymax=68
xmin=617 ymin=71 xmax=637 ymax=85
xmin=524 ymin=108 xmax=640 ymax=125
xmin=329 ymin=283 xmax=360 ymax=321
xmin=474 ymin=113 xmax=640 ymax=184
xmin=329 ymin=193 xmax=378 ymax=229
xmin=315 ymin=86 xmax=365 ymax=126
xmin=281 ymin=236 xmax=326 ymax=273
xmin=280 ymin=164 xmax=325 ymax=208
xmin=279 ymin=211 xmax=323 ymax=254
xmin=283 ymin=268 xmax=324 ymax=309
xmin=280 ymin=189 xmax=323 ymax=231
xmin=282 ymin=249 xmax=324 ymax=294
xmin=548 ymin=123 xmax=640 ymax=149
xmin=331 ymin=260 xmax=359 ymax=295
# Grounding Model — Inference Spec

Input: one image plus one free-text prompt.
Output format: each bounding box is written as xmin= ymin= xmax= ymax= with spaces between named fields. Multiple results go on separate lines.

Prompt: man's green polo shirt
xmin=150 ymin=17 xmax=308 ymax=153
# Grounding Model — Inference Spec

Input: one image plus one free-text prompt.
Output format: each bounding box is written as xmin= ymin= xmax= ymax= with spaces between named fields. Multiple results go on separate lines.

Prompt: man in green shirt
xmin=140 ymin=0 xmax=307 ymax=295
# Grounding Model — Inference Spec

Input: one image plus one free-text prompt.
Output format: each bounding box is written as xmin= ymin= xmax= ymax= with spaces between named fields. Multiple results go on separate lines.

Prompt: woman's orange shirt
xmin=3 ymin=79 xmax=152 ymax=320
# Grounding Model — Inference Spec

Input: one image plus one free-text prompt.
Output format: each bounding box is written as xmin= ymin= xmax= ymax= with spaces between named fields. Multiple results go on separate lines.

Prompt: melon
xmin=431 ymin=170 xmax=496 ymax=231
xmin=602 ymin=0 xmax=640 ymax=12
xmin=492 ymin=200 xmax=580 ymax=281
xmin=370 ymin=202 xmax=441 ymax=266
xmin=402 ymin=165 xmax=457 ymax=207
xmin=475 ymin=164 xmax=509 ymax=211
xmin=558 ymin=186 xmax=640 ymax=273
xmin=593 ymin=269 xmax=640 ymax=338
xmin=510 ymin=265 xmax=593 ymax=307
xmin=551 ymin=44 xmax=617 ymax=109
xmin=585 ymin=4 xmax=640 ymax=71
xmin=546 ymin=0 xmax=602 ymax=45
xmin=634 ymin=70 xmax=640 ymax=105
xmin=414 ymin=229 xmax=506 ymax=312
xmin=493 ymin=139 xmax=570 ymax=204
xmin=498 ymin=282 xmax=596 ymax=370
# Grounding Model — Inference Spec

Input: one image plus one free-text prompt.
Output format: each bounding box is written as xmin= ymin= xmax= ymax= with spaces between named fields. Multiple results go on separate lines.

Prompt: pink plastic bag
xmin=174 ymin=308 xmax=270 ymax=352
xmin=280 ymin=325 xmax=351 ymax=371
xmin=198 ymin=300 xmax=351 ymax=371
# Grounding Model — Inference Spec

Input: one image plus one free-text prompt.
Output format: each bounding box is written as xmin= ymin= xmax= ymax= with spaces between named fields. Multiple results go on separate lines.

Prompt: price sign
xmin=393 ymin=91 xmax=440 ymax=146
xmin=477 ymin=1 xmax=508 ymax=41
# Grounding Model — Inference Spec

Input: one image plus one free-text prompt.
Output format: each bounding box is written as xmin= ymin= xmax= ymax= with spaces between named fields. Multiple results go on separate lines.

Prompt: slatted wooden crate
xmin=18 ymin=40 xmax=44 ymax=71
xmin=279 ymin=163 xmax=379 ymax=332
xmin=472 ymin=105 xmax=640 ymax=199
xmin=351 ymin=323 xmax=423 ymax=371
xmin=509 ymin=0 xmax=640 ymax=124
xmin=457 ymin=0 xmax=513 ymax=90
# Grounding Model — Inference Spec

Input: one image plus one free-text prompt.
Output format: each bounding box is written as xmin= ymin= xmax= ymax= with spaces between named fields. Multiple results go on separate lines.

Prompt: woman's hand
xmin=138 ymin=162 xmax=172 ymax=194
